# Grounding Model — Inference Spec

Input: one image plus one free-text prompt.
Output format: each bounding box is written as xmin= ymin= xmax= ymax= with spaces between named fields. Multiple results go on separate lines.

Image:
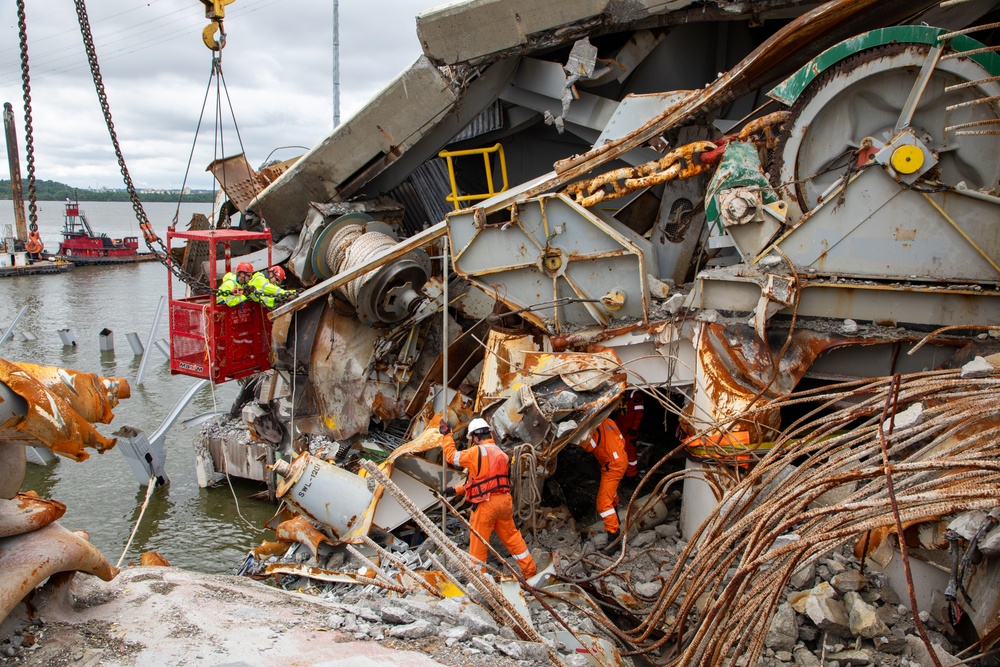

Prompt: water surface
xmin=1 ymin=200 xmax=275 ymax=572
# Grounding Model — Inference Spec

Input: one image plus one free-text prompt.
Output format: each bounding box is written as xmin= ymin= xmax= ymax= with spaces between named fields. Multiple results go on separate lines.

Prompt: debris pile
xmin=0 ymin=362 xmax=125 ymax=625
xmin=234 ymin=368 xmax=1000 ymax=666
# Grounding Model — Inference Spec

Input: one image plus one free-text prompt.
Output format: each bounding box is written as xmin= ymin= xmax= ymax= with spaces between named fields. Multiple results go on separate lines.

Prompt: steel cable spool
xmin=324 ymin=223 xmax=362 ymax=286
xmin=326 ymin=225 xmax=398 ymax=307
xmin=310 ymin=213 xmax=432 ymax=326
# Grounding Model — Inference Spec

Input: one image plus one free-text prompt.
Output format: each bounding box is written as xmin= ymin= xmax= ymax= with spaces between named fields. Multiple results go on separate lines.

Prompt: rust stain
xmin=0 ymin=359 xmax=129 ymax=460
xmin=275 ymin=515 xmax=334 ymax=560
xmin=0 ymin=492 xmax=66 ymax=537
xmin=686 ymin=324 xmax=837 ymax=442
xmin=139 ymin=552 xmax=171 ymax=567
xmin=251 ymin=540 xmax=292 ymax=559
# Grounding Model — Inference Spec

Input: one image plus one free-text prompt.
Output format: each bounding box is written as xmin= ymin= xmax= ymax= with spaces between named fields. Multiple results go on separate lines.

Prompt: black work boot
xmin=601 ymin=530 xmax=620 ymax=555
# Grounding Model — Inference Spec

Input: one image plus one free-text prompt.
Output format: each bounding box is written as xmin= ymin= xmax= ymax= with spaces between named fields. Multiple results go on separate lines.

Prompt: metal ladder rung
xmin=938 ymin=21 xmax=1000 ymax=41
xmin=946 ymin=75 xmax=1000 ymax=92
xmin=941 ymin=44 xmax=1000 ymax=60
xmin=946 ymin=95 xmax=1000 ymax=111
xmin=955 ymin=129 xmax=1000 ymax=136
xmin=946 ymin=119 xmax=1000 ymax=132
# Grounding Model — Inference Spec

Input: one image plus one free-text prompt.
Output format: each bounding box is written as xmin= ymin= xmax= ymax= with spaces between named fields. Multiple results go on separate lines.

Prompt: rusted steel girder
xmin=0 ymin=359 xmax=130 ymax=461
xmin=551 ymin=0 xmax=942 ymax=178
xmin=0 ymin=492 xmax=65 ymax=538
xmin=0 ymin=522 xmax=117 ymax=620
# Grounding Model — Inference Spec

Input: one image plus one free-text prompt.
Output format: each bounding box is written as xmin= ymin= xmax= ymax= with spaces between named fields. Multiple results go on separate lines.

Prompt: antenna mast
xmin=333 ymin=0 xmax=340 ymax=128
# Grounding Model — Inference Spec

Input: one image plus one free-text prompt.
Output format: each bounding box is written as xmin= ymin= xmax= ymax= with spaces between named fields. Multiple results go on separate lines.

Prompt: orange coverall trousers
xmin=586 ymin=419 xmax=630 ymax=533
xmin=469 ymin=493 xmax=537 ymax=578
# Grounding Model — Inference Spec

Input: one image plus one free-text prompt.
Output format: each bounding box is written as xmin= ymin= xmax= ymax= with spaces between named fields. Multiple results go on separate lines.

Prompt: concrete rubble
xmin=183 ymin=0 xmax=1000 ymax=664
xmin=5 ymin=0 xmax=1000 ymax=665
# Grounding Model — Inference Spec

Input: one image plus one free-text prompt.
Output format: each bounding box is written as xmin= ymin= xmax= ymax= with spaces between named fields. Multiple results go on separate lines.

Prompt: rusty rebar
xmin=360 ymin=535 xmax=445 ymax=599
xmin=359 ymin=460 xmax=564 ymax=665
xmin=577 ymin=369 xmax=1000 ymax=665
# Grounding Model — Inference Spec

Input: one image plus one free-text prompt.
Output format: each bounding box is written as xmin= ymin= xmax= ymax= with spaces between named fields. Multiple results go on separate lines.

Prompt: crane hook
xmin=199 ymin=0 xmax=235 ymax=51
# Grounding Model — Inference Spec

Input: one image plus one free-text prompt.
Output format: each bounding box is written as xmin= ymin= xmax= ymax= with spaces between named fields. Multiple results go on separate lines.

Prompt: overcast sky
xmin=1 ymin=0 xmax=435 ymax=191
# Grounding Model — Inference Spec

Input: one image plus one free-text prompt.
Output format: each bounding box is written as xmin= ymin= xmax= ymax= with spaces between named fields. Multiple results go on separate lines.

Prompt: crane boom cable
xmin=15 ymin=0 xmax=38 ymax=237
xmin=72 ymin=0 xmax=215 ymax=293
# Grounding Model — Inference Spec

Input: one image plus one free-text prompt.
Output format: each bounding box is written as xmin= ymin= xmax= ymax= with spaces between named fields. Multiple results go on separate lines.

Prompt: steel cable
xmin=548 ymin=369 xmax=1000 ymax=664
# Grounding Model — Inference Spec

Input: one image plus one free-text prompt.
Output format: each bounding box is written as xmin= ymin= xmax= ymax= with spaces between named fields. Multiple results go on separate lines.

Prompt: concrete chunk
xmin=960 ymin=355 xmax=995 ymax=378
xmin=946 ymin=510 xmax=988 ymax=541
xmin=830 ymin=570 xmax=867 ymax=594
xmin=765 ymin=602 xmax=798 ymax=652
xmin=805 ymin=593 xmax=850 ymax=635
xmin=789 ymin=561 xmax=816 ymax=590
xmin=793 ymin=647 xmax=822 ymax=667
xmin=845 ymin=592 xmax=888 ymax=639
xmin=634 ymin=581 xmax=662 ymax=598
xmin=471 ymin=636 xmax=495 ymax=654
xmin=979 ymin=523 xmax=1000 ymax=556
xmin=380 ymin=604 xmax=416 ymax=625
xmin=457 ymin=604 xmax=499 ymax=635
xmin=827 ymin=648 xmax=877 ymax=665
xmin=388 ymin=619 xmax=436 ymax=639
xmin=440 ymin=624 xmax=472 ymax=641
xmin=495 ymin=639 xmax=550 ymax=662
xmin=905 ymin=635 xmax=960 ymax=666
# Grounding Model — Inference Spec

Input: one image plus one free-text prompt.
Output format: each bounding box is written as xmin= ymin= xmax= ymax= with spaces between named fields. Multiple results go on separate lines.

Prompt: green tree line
xmin=0 ymin=179 xmax=215 ymax=203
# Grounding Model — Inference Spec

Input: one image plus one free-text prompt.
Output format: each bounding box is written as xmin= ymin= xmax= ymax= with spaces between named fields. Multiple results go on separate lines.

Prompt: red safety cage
xmin=167 ymin=228 xmax=273 ymax=383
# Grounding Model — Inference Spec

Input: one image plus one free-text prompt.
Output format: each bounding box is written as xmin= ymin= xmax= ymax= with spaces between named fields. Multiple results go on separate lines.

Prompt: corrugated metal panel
xmin=391 ymin=158 xmax=454 ymax=236
xmin=450 ymin=101 xmax=504 ymax=143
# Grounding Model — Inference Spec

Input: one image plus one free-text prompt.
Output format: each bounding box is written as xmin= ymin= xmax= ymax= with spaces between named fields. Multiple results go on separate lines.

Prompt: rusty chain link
xmin=72 ymin=0 xmax=214 ymax=293
xmin=15 ymin=0 xmax=37 ymax=235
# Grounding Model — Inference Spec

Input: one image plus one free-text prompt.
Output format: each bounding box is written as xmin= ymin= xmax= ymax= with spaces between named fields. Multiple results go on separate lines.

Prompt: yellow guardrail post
xmin=438 ymin=143 xmax=509 ymax=210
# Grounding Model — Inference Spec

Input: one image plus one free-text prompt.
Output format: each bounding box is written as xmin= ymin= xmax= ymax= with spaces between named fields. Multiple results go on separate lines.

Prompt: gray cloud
xmin=1 ymin=0 xmax=429 ymax=190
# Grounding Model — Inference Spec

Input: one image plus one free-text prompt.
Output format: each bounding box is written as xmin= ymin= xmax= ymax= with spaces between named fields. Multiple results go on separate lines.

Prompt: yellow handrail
xmin=438 ymin=143 xmax=509 ymax=210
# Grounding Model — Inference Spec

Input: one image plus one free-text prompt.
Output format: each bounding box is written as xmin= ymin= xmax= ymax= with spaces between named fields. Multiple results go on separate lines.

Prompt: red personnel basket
xmin=167 ymin=228 xmax=273 ymax=383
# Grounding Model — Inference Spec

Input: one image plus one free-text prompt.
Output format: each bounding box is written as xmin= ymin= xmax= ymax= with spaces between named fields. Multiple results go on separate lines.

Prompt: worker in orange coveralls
xmin=612 ymin=390 xmax=645 ymax=477
xmin=582 ymin=417 xmax=629 ymax=552
xmin=439 ymin=417 xmax=537 ymax=578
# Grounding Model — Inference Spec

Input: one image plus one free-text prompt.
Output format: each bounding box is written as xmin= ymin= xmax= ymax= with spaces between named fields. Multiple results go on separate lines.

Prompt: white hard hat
xmin=467 ymin=417 xmax=491 ymax=434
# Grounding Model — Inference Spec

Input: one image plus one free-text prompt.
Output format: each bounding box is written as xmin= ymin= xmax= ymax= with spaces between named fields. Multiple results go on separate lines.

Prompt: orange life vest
xmin=465 ymin=442 xmax=511 ymax=503
xmin=584 ymin=419 xmax=627 ymax=471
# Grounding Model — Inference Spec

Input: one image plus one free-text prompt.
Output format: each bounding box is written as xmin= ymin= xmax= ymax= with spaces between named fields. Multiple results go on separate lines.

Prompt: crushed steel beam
xmin=0 ymin=523 xmax=117 ymax=620
xmin=0 ymin=361 xmax=129 ymax=460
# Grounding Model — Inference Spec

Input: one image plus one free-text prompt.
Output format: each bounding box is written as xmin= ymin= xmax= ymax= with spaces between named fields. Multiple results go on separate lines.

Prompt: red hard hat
xmin=236 ymin=262 xmax=254 ymax=274
xmin=269 ymin=265 xmax=285 ymax=281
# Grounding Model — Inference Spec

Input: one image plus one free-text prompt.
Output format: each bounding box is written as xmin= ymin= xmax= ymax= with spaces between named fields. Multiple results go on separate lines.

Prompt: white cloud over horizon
xmin=1 ymin=0 xmax=432 ymax=191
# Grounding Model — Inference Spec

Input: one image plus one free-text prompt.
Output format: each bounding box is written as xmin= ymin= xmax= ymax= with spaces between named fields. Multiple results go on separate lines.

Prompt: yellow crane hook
xmin=199 ymin=0 xmax=235 ymax=51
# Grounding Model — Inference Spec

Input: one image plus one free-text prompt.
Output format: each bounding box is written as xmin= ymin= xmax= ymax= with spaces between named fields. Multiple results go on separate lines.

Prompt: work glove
xmin=438 ymin=421 xmax=451 ymax=436
xmin=442 ymin=485 xmax=457 ymax=499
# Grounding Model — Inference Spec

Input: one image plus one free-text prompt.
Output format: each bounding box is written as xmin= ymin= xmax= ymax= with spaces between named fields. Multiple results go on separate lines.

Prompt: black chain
xmin=72 ymin=0 xmax=212 ymax=293
xmin=15 ymin=0 xmax=37 ymax=234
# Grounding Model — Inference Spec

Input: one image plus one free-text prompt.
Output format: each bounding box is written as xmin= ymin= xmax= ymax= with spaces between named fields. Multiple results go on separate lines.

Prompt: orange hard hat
xmin=236 ymin=262 xmax=254 ymax=274
xmin=269 ymin=265 xmax=285 ymax=281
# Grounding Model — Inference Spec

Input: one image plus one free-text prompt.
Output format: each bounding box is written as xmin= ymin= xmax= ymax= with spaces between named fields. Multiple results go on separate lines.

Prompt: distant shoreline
xmin=1 ymin=180 xmax=216 ymax=203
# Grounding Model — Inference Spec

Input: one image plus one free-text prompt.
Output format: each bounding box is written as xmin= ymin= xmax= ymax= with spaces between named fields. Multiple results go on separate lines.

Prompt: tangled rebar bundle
xmin=557 ymin=368 xmax=1000 ymax=665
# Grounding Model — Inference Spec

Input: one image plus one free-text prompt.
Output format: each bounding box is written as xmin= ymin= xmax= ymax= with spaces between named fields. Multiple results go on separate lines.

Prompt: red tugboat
xmin=56 ymin=197 xmax=156 ymax=265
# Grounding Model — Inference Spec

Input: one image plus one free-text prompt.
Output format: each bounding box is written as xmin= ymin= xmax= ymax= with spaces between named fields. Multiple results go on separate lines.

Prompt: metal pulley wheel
xmin=309 ymin=212 xmax=431 ymax=325
xmin=773 ymin=41 xmax=1000 ymax=221
xmin=767 ymin=30 xmax=1000 ymax=283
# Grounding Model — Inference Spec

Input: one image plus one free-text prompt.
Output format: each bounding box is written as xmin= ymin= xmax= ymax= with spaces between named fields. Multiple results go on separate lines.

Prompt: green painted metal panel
xmin=705 ymin=141 xmax=777 ymax=231
xmin=768 ymin=26 xmax=1000 ymax=106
